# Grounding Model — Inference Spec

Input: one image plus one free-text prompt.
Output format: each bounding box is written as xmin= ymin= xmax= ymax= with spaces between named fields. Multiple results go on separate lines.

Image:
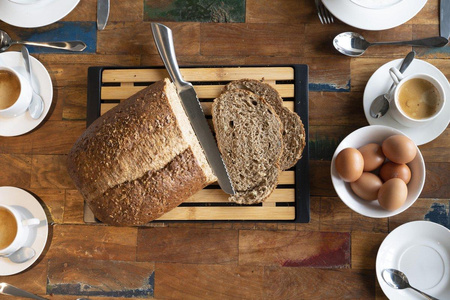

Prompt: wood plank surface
xmin=0 ymin=0 xmax=448 ymax=299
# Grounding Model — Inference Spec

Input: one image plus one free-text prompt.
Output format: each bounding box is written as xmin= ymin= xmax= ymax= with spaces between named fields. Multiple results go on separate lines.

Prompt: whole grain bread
xmin=67 ymin=79 xmax=217 ymax=226
xmin=224 ymin=79 xmax=305 ymax=170
xmin=212 ymin=89 xmax=283 ymax=204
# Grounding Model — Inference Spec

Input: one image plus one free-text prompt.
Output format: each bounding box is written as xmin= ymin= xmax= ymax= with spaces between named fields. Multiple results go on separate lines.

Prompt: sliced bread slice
xmin=212 ymin=89 xmax=283 ymax=204
xmin=224 ymin=79 xmax=306 ymax=170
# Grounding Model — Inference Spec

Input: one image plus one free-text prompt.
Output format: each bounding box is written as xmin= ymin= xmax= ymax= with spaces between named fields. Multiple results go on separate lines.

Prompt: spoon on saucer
xmin=382 ymin=269 xmax=439 ymax=300
xmin=370 ymin=51 xmax=415 ymax=119
xmin=0 ymin=30 xmax=86 ymax=52
xmin=0 ymin=247 xmax=36 ymax=264
xmin=21 ymin=46 xmax=44 ymax=119
xmin=333 ymin=32 xmax=448 ymax=57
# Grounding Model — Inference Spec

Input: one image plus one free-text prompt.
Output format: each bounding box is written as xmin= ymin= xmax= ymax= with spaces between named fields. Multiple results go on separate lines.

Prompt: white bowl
xmin=330 ymin=125 xmax=425 ymax=218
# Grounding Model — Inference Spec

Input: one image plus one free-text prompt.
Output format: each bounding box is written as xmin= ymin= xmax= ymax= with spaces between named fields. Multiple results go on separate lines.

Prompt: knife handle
xmin=151 ymin=23 xmax=187 ymax=90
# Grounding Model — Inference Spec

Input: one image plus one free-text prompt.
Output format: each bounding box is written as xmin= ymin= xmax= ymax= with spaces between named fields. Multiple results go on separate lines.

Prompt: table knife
xmin=151 ymin=22 xmax=235 ymax=195
xmin=0 ymin=283 xmax=48 ymax=300
xmin=97 ymin=0 xmax=110 ymax=31
xmin=440 ymin=0 xmax=450 ymax=39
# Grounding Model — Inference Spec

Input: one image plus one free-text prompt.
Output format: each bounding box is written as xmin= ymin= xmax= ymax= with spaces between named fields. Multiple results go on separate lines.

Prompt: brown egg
xmin=358 ymin=143 xmax=385 ymax=171
xmin=379 ymin=162 xmax=411 ymax=184
xmin=335 ymin=148 xmax=364 ymax=182
xmin=382 ymin=135 xmax=417 ymax=164
xmin=378 ymin=178 xmax=408 ymax=211
xmin=350 ymin=172 xmax=383 ymax=201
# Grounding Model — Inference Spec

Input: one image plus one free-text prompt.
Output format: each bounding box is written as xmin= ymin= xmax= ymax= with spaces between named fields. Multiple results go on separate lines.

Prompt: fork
xmin=315 ymin=0 xmax=334 ymax=24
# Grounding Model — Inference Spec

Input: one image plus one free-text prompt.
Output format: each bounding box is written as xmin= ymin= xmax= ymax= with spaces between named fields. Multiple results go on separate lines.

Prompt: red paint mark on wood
xmin=281 ymin=233 xmax=350 ymax=268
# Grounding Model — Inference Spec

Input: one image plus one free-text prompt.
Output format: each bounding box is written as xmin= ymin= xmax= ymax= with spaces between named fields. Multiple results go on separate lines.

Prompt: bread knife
xmin=151 ymin=22 xmax=235 ymax=195
xmin=97 ymin=0 xmax=110 ymax=31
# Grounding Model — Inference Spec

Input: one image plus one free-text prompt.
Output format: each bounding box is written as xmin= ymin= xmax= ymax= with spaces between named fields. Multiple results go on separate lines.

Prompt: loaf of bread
xmin=67 ymin=79 xmax=217 ymax=226
xmin=212 ymin=89 xmax=283 ymax=204
xmin=224 ymin=79 xmax=305 ymax=170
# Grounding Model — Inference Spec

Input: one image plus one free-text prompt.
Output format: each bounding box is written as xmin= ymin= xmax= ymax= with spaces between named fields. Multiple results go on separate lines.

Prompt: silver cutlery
xmin=440 ymin=0 xmax=450 ymax=39
xmin=382 ymin=269 xmax=440 ymax=300
xmin=315 ymin=0 xmax=334 ymax=24
xmin=0 ymin=283 xmax=48 ymax=300
xmin=333 ymin=32 xmax=448 ymax=57
xmin=0 ymin=247 xmax=35 ymax=264
xmin=97 ymin=0 xmax=110 ymax=30
xmin=21 ymin=46 xmax=44 ymax=119
xmin=370 ymin=51 xmax=415 ymax=119
xmin=0 ymin=30 xmax=86 ymax=52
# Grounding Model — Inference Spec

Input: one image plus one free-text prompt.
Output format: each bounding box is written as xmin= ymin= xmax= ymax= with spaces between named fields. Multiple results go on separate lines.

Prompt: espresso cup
xmin=388 ymin=67 xmax=445 ymax=127
xmin=0 ymin=66 xmax=32 ymax=118
xmin=0 ymin=204 xmax=39 ymax=257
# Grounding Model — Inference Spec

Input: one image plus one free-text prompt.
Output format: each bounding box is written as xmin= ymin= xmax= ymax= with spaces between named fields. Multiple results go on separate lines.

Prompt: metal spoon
xmin=0 ymin=247 xmax=36 ymax=264
xmin=370 ymin=51 xmax=415 ymax=118
xmin=382 ymin=269 xmax=440 ymax=300
xmin=21 ymin=46 xmax=44 ymax=119
xmin=0 ymin=30 xmax=86 ymax=52
xmin=333 ymin=32 xmax=448 ymax=57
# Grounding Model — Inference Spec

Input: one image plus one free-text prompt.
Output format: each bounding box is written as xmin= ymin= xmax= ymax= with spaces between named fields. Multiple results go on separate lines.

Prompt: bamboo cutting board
xmin=85 ymin=65 xmax=309 ymax=223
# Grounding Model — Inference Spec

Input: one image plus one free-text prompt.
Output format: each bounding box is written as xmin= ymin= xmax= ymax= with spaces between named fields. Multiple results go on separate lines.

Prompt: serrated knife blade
xmin=151 ymin=23 xmax=235 ymax=195
xmin=440 ymin=0 xmax=450 ymax=39
xmin=97 ymin=0 xmax=110 ymax=31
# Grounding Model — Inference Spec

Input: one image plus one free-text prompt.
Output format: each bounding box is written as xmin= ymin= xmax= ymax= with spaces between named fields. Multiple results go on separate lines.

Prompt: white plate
xmin=376 ymin=221 xmax=450 ymax=299
xmin=363 ymin=59 xmax=450 ymax=145
xmin=0 ymin=0 xmax=79 ymax=28
xmin=0 ymin=186 xmax=48 ymax=276
xmin=322 ymin=0 xmax=427 ymax=31
xmin=0 ymin=51 xmax=53 ymax=137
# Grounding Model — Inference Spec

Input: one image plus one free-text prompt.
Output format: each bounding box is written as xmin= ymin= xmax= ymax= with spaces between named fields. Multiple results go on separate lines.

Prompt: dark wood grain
xmin=137 ymin=228 xmax=239 ymax=264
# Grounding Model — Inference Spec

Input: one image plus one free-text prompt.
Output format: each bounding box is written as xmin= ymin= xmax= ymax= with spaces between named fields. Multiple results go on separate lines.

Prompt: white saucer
xmin=0 ymin=0 xmax=79 ymax=28
xmin=322 ymin=0 xmax=427 ymax=31
xmin=0 ymin=186 xmax=48 ymax=276
xmin=363 ymin=58 xmax=450 ymax=145
xmin=376 ymin=221 xmax=450 ymax=299
xmin=0 ymin=51 xmax=53 ymax=137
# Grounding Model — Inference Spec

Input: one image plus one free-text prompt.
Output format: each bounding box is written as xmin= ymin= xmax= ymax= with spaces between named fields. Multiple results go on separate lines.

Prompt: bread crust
xmin=67 ymin=79 xmax=216 ymax=226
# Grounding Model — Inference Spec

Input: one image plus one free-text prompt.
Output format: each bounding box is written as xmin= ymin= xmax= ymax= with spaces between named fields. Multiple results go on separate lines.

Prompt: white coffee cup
xmin=0 ymin=204 xmax=39 ymax=257
xmin=388 ymin=67 xmax=445 ymax=127
xmin=0 ymin=66 xmax=32 ymax=118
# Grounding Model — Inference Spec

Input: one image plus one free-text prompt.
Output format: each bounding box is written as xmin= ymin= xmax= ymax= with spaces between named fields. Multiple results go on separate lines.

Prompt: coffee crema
xmin=398 ymin=78 xmax=441 ymax=120
xmin=0 ymin=207 xmax=18 ymax=250
xmin=0 ymin=70 xmax=21 ymax=110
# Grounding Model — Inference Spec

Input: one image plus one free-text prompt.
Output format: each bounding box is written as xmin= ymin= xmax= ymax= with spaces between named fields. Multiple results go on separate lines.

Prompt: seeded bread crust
xmin=67 ymin=79 xmax=217 ymax=226
xmin=212 ymin=89 xmax=283 ymax=204
xmin=224 ymin=79 xmax=305 ymax=170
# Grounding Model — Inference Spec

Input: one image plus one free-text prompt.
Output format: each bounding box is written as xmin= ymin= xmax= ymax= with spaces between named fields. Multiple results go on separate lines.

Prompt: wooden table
xmin=1 ymin=0 xmax=448 ymax=299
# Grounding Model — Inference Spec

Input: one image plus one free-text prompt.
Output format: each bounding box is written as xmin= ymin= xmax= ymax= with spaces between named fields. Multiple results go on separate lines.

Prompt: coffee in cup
xmin=0 ymin=69 xmax=21 ymax=111
xmin=388 ymin=67 xmax=445 ymax=127
xmin=0 ymin=207 xmax=18 ymax=250
xmin=0 ymin=66 xmax=32 ymax=118
xmin=398 ymin=78 xmax=441 ymax=120
xmin=0 ymin=204 xmax=39 ymax=257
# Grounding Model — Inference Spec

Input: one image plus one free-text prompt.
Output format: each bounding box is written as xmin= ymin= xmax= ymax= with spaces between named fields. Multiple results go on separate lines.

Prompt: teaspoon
xmin=333 ymin=32 xmax=448 ymax=57
xmin=21 ymin=46 xmax=44 ymax=119
xmin=382 ymin=268 xmax=440 ymax=300
xmin=0 ymin=247 xmax=36 ymax=264
xmin=370 ymin=50 xmax=415 ymax=118
xmin=0 ymin=30 xmax=86 ymax=52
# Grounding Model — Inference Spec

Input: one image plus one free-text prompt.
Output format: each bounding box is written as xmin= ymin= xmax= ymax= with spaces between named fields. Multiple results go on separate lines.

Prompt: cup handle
xmin=22 ymin=218 xmax=40 ymax=227
xmin=389 ymin=67 xmax=404 ymax=85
